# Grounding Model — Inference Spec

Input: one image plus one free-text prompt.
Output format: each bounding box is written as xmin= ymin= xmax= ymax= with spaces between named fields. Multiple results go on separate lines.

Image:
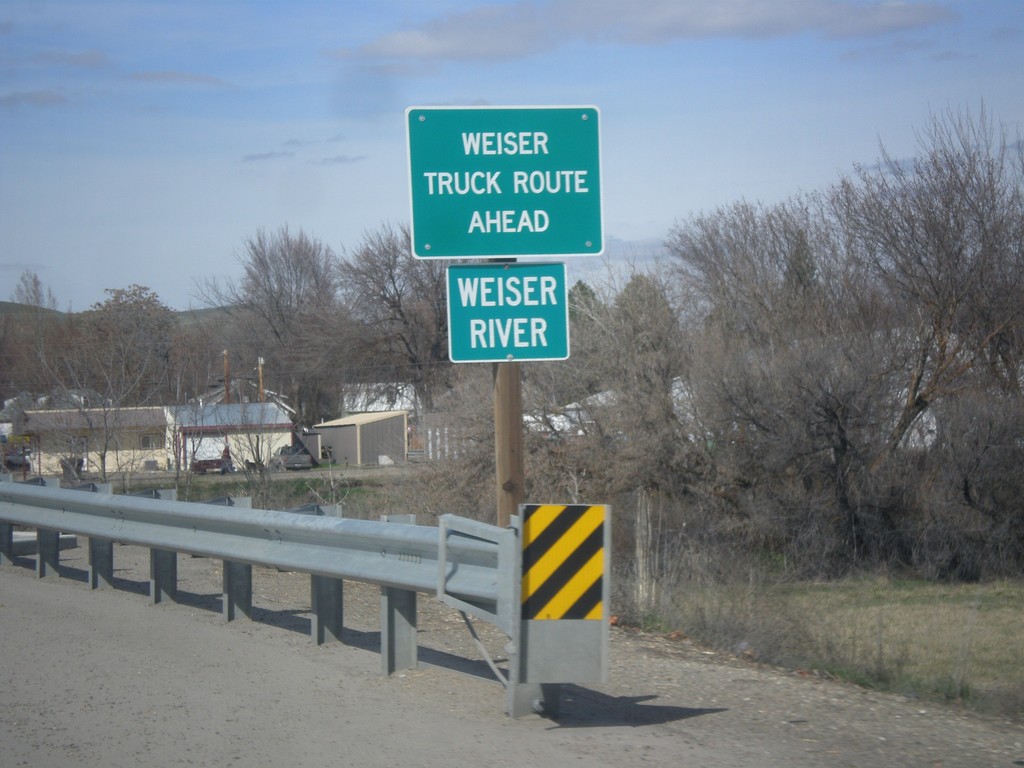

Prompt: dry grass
xmin=790 ymin=579 xmax=1024 ymax=714
xmin=654 ymin=577 xmax=1024 ymax=718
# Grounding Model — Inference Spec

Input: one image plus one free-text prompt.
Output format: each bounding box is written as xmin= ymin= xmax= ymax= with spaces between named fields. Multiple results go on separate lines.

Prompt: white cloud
xmin=0 ymin=90 xmax=67 ymax=108
xmin=32 ymin=49 xmax=110 ymax=68
xmin=340 ymin=0 xmax=955 ymax=63
xmin=129 ymin=71 xmax=234 ymax=88
xmin=242 ymin=151 xmax=295 ymax=163
xmin=342 ymin=4 xmax=558 ymax=62
xmin=577 ymin=0 xmax=954 ymax=41
xmin=310 ymin=154 xmax=367 ymax=166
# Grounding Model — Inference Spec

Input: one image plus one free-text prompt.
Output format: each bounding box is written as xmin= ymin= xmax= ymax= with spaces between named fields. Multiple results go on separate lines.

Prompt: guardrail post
xmin=2 ymin=476 xmax=54 ymax=566
xmin=149 ymin=549 xmax=177 ymax=604
xmin=88 ymin=538 xmax=114 ymax=589
xmin=79 ymin=483 xmax=114 ymax=589
xmin=0 ymin=521 xmax=12 ymax=566
xmin=203 ymin=496 xmax=253 ymax=620
xmin=36 ymin=480 xmax=107 ymax=578
xmin=310 ymin=575 xmax=344 ymax=644
xmin=222 ymin=561 xmax=253 ymax=621
xmin=98 ymin=488 xmax=177 ymax=590
xmin=36 ymin=528 xmax=60 ymax=578
xmin=0 ymin=474 xmax=10 ymax=565
xmin=285 ymin=503 xmax=345 ymax=643
xmin=380 ymin=514 xmax=418 ymax=675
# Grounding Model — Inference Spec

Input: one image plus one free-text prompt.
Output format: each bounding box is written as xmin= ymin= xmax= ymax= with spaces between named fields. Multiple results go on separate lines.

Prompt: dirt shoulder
xmin=1 ymin=543 xmax=1021 ymax=768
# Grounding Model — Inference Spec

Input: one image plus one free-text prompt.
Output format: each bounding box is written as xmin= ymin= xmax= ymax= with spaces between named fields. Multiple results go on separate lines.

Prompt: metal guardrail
xmin=0 ymin=476 xmax=504 ymax=601
xmin=0 ymin=474 xmax=559 ymax=714
xmin=1 ymin=475 xmax=608 ymax=717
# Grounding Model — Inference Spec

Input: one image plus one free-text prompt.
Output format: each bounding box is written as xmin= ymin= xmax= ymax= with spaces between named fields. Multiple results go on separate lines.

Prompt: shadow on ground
xmin=550 ymin=688 xmax=726 ymax=727
xmin=26 ymin=558 xmax=508 ymax=685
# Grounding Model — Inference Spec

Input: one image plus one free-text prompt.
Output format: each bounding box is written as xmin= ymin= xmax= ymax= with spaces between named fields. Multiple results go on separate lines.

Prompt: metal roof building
xmin=313 ymin=411 xmax=408 ymax=467
xmin=166 ymin=402 xmax=294 ymax=470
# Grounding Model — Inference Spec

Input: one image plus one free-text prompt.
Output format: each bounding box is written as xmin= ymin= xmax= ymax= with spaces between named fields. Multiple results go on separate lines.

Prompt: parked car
xmin=270 ymin=445 xmax=314 ymax=471
xmin=190 ymin=457 xmax=235 ymax=474
xmin=3 ymin=450 xmax=31 ymax=473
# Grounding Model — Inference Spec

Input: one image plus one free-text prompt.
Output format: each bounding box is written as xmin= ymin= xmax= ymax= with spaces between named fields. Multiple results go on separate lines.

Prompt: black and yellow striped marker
xmin=521 ymin=504 xmax=605 ymax=621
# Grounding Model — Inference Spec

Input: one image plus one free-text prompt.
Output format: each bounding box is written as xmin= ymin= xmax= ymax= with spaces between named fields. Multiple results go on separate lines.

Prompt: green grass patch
xmin=122 ymin=472 xmax=391 ymax=518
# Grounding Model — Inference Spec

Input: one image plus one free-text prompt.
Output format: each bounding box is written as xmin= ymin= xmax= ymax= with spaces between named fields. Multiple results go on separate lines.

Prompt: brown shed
xmin=313 ymin=411 xmax=408 ymax=467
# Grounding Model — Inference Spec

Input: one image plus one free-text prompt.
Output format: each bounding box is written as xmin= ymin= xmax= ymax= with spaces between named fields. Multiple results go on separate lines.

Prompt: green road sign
xmin=407 ymin=106 xmax=602 ymax=259
xmin=447 ymin=262 xmax=569 ymax=363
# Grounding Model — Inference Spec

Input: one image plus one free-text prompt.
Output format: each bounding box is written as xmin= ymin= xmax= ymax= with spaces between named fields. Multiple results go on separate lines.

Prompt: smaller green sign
xmin=447 ymin=262 xmax=569 ymax=363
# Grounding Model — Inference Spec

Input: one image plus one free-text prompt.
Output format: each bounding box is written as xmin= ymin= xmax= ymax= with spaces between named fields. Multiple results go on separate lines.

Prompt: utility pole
xmin=222 ymin=350 xmax=231 ymax=404
xmin=493 ymin=361 xmax=524 ymax=528
xmin=257 ymin=357 xmax=265 ymax=403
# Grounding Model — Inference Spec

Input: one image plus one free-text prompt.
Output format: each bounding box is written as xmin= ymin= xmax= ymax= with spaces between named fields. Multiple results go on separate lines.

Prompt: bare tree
xmin=337 ymin=222 xmax=451 ymax=413
xmin=53 ymin=286 xmax=176 ymax=479
xmin=201 ymin=226 xmax=348 ymax=426
xmin=665 ymin=106 xmax=1024 ymax=576
xmin=79 ymin=286 xmax=176 ymax=405
xmin=832 ymin=105 xmax=1024 ymax=456
xmin=3 ymin=271 xmax=68 ymax=399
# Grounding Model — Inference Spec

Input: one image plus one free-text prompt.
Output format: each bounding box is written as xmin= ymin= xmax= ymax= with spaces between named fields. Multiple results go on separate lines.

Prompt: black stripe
xmin=563 ymin=574 xmax=603 ymax=620
xmin=521 ymin=504 xmax=590 ymax=573
xmin=522 ymin=522 xmax=603 ymax=620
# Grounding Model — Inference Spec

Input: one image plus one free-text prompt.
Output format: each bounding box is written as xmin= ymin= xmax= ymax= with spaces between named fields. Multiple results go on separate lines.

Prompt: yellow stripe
xmin=522 ymin=506 xmax=603 ymax=603
xmin=535 ymin=547 xmax=604 ymax=620
xmin=521 ymin=504 xmax=565 ymax=548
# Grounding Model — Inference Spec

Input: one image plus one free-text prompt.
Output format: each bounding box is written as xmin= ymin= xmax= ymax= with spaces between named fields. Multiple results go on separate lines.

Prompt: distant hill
xmin=174 ymin=306 xmax=233 ymax=326
xmin=0 ymin=301 xmax=65 ymax=321
xmin=0 ymin=301 xmax=231 ymax=325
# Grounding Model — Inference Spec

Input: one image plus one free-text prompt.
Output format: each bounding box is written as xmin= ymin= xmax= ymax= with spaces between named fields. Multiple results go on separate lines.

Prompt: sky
xmin=1 ymin=0 xmax=1022 ymax=311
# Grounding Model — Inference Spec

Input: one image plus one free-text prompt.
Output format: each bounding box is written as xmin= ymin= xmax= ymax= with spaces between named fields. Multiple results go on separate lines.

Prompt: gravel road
xmin=1 ymin=543 xmax=1021 ymax=768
